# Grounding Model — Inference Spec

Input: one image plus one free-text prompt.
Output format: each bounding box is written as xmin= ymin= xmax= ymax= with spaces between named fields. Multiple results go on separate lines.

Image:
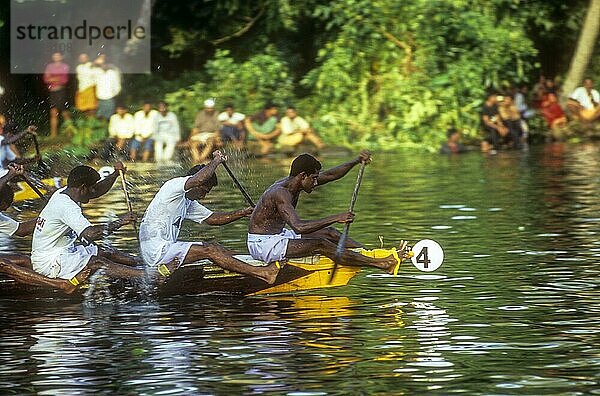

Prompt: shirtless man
xmin=247 ymin=151 xmax=401 ymax=273
xmin=30 ymin=163 xmax=162 ymax=286
xmin=138 ymin=150 xmax=279 ymax=284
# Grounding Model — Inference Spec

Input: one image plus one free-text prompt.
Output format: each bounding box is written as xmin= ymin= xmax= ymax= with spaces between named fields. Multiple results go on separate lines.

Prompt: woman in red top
xmin=540 ymin=93 xmax=567 ymax=130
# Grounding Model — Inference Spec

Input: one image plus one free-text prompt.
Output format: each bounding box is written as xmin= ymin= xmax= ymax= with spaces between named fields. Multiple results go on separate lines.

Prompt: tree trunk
xmin=561 ymin=0 xmax=600 ymax=103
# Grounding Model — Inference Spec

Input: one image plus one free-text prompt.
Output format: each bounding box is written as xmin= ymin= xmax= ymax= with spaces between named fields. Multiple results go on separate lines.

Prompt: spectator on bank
xmin=94 ymin=55 xmax=121 ymax=120
xmin=131 ymin=101 xmax=157 ymax=162
xmin=108 ymin=105 xmax=135 ymax=158
xmin=244 ymin=103 xmax=281 ymax=156
xmin=0 ymin=125 xmax=37 ymax=175
xmin=514 ymin=85 xmax=536 ymax=120
xmin=278 ymin=106 xmax=325 ymax=152
xmin=480 ymin=93 xmax=508 ymax=152
xmin=218 ymin=104 xmax=246 ymax=149
xmin=153 ymin=101 xmax=180 ymax=162
xmin=189 ymin=99 xmax=221 ymax=162
xmin=440 ymin=128 xmax=467 ymax=154
xmin=540 ymin=92 xmax=567 ymax=131
xmin=43 ymin=52 xmax=71 ymax=138
xmin=567 ymin=78 xmax=600 ymax=123
xmin=75 ymin=53 xmax=97 ymax=117
xmin=498 ymin=95 xmax=525 ymax=149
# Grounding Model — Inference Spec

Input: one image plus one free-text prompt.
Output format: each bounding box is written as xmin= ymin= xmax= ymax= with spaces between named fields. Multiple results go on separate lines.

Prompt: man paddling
xmin=0 ymin=163 xmax=81 ymax=292
xmin=138 ymin=150 xmax=279 ymax=284
xmin=247 ymin=151 xmax=402 ymax=273
xmin=30 ymin=163 xmax=158 ymax=286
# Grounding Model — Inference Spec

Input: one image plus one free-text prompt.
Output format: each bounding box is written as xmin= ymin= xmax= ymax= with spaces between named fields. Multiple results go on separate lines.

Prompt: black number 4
xmin=416 ymin=247 xmax=431 ymax=268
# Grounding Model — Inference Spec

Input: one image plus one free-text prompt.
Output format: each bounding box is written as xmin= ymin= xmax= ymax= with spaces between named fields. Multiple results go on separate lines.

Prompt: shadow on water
xmin=1 ymin=144 xmax=600 ymax=394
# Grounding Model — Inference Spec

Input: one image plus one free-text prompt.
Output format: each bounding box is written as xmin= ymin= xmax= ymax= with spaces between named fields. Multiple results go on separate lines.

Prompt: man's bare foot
xmin=156 ymin=257 xmax=181 ymax=284
xmin=62 ymin=266 xmax=92 ymax=294
xmin=256 ymin=262 xmax=280 ymax=284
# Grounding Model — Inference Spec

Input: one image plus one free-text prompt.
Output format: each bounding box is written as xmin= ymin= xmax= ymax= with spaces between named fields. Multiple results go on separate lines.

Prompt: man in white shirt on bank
xmin=279 ymin=106 xmax=325 ymax=152
xmin=152 ymin=101 xmax=180 ymax=162
xmin=567 ymin=78 xmax=600 ymax=122
xmin=108 ymin=105 xmax=135 ymax=156
xmin=94 ymin=55 xmax=121 ymax=120
xmin=132 ymin=101 xmax=158 ymax=162
xmin=139 ymin=150 xmax=279 ymax=284
xmin=31 ymin=163 xmax=155 ymax=285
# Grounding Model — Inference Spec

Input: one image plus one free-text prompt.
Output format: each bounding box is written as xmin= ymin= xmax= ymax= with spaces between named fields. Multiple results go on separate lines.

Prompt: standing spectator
xmin=480 ymin=93 xmax=508 ymax=152
xmin=153 ymin=102 xmax=180 ymax=162
xmin=218 ymin=104 xmax=246 ymax=149
xmin=108 ymin=105 xmax=135 ymax=158
xmin=440 ymin=128 xmax=466 ymax=154
xmin=567 ymin=78 xmax=600 ymax=122
xmin=94 ymin=55 xmax=121 ymax=120
xmin=188 ymin=99 xmax=221 ymax=162
xmin=244 ymin=103 xmax=281 ymax=156
xmin=514 ymin=85 xmax=536 ymax=120
xmin=74 ymin=53 xmax=97 ymax=117
xmin=278 ymin=106 xmax=325 ymax=152
xmin=43 ymin=52 xmax=71 ymax=138
xmin=131 ymin=101 xmax=157 ymax=162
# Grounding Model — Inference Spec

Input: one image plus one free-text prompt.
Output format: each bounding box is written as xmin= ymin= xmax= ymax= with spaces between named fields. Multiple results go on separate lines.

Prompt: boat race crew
xmin=30 ymin=162 xmax=150 ymax=286
xmin=0 ymin=163 xmax=82 ymax=292
xmin=247 ymin=151 xmax=403 ymax=273
xmin=138 ymin=150 xmax=279 ymax=284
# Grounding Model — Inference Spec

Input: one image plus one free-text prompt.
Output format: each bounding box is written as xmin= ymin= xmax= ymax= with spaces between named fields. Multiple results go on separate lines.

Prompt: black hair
xmin=158 ymin=101 xmax=168 ymax=107
xmin=446 ymin=128 xmax=459 ymax=138
xmin=263 ymin=102 xmax=278 ymax=110
xmin=223 ymin=103 xmax=234 ymax=109
xmin=286 ymin=105 xmax=296 ymax=111
xmin=187 ymin=164 xmax=218 ymax=186
xmin=290 ymin=153 xmax=322 ymax=177
xmin=67 ymin=165 xmax=101 ymax=188
xmin=0 ymin=184 xmax=14 ymax=208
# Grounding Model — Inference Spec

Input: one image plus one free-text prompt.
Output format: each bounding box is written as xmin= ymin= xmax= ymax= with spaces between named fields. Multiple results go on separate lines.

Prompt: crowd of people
xmin=440 ymin=76 xmax=600 ymax=154
xmin=41 ymin=52 xmax=325 ymax=163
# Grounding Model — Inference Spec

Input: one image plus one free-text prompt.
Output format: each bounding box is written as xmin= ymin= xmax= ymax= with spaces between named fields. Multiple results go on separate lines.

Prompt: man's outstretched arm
xmin=317 ymin=150 xmax=371 ymax=185
xmin=204 ymin=207 xmax=253 ymax=226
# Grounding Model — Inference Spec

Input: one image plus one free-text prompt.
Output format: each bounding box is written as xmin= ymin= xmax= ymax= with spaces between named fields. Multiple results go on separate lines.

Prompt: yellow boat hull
xmin=13 ymin=178 xmax=65 ymax=202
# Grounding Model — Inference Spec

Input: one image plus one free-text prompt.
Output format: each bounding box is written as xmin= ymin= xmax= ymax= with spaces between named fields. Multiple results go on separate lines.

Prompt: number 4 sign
xmin=410 ymin=239 xmax=444 ymax=272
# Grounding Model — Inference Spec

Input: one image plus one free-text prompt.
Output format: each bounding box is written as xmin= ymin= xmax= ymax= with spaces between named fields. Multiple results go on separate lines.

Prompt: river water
xmin=1 ymin=144 xmax=599 ymax=395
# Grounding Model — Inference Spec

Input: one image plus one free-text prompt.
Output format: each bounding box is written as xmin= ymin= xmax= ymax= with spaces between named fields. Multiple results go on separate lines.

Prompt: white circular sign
xmin=410 ymin=239 xmax=444 ymax=272
xmin=98 ymin=166 xmax=115 ymax=180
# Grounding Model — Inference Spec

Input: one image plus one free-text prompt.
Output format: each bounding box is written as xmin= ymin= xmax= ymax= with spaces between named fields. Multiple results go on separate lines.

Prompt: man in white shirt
xmin=153 ymin=101 xmax=180 ymax=162
xmin=132 ymin=101 xmax=158 ymax=162
xmin=139 ymin=150 xmax=279 ymax=284
xmin=218 ymin=103 xmax=246 ymax=149
xmin=94 ymin=56 xmax=121 ymax=120
xmin=0 ymin=163 xmax=80 ymax=292
xmin=278 ymin=106 xmax=325 ymax=151
xmin=31 ymin=163 xmax=153 ymax=285
xmin=75 ymin=53 xmax=97 ymax=116
xmin=567 ymin=78 xmax=600 ymax=122
xmin=108 ymin=105 xmax=135 ymax=156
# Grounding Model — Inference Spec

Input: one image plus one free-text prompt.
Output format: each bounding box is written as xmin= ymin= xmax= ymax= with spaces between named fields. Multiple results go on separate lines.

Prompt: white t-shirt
xmin=569 ymin=87 xmax=600 ymax=110
xmin=280 ymin=116 xmax=310 ymax=135
xmin=139 ymin=176 xmax=213 ymax=265
xmin=0 ymin=213 xmax=18 ymax=236
xmin=95 ymin=68 xmax=121 ymax=100
xmin=218 ymin=111 xmax=245 ymax=125
xmin=0 ymin=135 xmax=17 ymax=170
xmin=76 ymin=62 xmax=96 ymax=92
xmin=134 ymin=109 xmax=158 ymax=139
xmin=108 ymin=113 xmax=135 ymax=139
xmin=31 ymin=188 xmax=93 ymax=273
xmin=153 ymin=112 xmax=181 ymax=143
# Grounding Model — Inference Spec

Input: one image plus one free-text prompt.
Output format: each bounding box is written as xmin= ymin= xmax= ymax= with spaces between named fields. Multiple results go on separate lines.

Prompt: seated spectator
xmin=131 ymin=101 xmax=157 ymax=162
xmin=480 ymin=93 xmax=508 ymax=152
xmin=108 ymin=105 xmax=135 ymax=158
xmin=278 ymin=106 xmax=325 ymax=152
xmin=153 ymin=101 xmax=180 ymax=162
xmin=567 ymin=78 xmax=600 ymax=122
xmin=498 ymin=96 xmax=524 ymax=149
xmin=218 ymin=103 xmax=246 ymax=149
xmin=540 ymin=92 xmax=567 ymax=131
xmin=440 ymin=128 xmax=466 ymax=154
xmin=189 ymin=99 xmax=221 ymax=162
xmin=514 ymin=85 xmax=536 ymax=119
xmin=244 ymin=103 xmax=281 ymax=156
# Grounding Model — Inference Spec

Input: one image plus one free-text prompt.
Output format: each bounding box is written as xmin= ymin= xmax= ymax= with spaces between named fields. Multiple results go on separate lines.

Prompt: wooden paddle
xmin=31 ymin=134 xmax=44 ymax=169
xmin=330 ymin=161 xmax=367 ymax=282
xmin=21 ymin=173 xmax=48 ymax=202
xmin=222 ymin=162 xmax=256 ymax=207
xmin=118 ymin=170 xmax=139 ymax=238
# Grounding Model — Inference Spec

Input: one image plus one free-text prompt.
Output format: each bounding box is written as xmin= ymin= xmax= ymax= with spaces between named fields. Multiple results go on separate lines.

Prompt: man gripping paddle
xmin=138 ymin=150 xmax=279 ymax=284
xmin=247 ymin=151 xmax=402 ymax=273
